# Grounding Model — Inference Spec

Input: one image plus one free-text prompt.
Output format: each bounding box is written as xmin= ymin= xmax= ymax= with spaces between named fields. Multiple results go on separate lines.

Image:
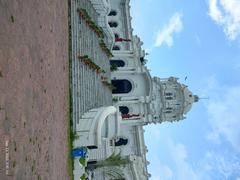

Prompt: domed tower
xmin=147 ymin=76 xmax=198 ymax=124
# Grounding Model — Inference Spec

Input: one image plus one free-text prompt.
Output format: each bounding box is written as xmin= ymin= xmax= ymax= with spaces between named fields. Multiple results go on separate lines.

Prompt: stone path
xmin=0 ymin=0 xmax=69 ymax=179
xmin=70 ymin=0 xmax=112 ymax=131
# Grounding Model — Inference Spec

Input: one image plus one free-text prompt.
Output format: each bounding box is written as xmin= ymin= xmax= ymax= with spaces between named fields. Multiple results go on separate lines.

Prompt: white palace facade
xmin=72 ymin=0 xmax=198 ymax=179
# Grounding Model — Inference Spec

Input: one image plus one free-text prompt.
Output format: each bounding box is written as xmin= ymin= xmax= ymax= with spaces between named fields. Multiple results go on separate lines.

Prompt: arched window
xmin=114 ymin=33 xmax=119 ymax=39
xmin=108 ymin=21 xmax=118 ymax=28
xmin=119 ymin=106 xmax=129 ymax=115
xmin=87 ymin=146 xmax=97 ymax=149
xmin=110 ymin=60 xmax=125 ymax=67
xmin=108 ymin=10 xmax=117 ymax=16
xmin=112 ymin=45 xmax=120 ymax=50
xmin=140 ymin=57 xmax=147 ymax=65
xmin=112 ymin=79 xmax=132 ymax=94
xmin=115 ymin=137 xmax=128 ymax=146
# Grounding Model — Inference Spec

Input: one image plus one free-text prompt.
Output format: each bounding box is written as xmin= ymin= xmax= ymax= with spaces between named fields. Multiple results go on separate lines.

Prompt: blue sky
xmin=130 ymin=0 xmax=240 ymax=179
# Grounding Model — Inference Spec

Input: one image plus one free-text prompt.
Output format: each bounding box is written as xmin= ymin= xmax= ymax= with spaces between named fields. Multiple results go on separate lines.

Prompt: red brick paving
xmin=0 ymin=0 xmax=70 ymax=179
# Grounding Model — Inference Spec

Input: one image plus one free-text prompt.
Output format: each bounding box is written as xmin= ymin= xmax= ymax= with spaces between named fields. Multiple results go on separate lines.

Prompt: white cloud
xmin=202 ymin=151 xmax=240 ymax=179
xmin=151 ymin=163 xmax=173 ymax=180
xmin=206 ymin=86 xmax=240 ymax=152
xmin=168 ymin=140 xmax=199 ymax=180
xmin=202 ymin=76 xmax=240 ymax=152
xmin=154 ymin=13 xmax=183 ymax=47
xmin=147 ymin=138 xmax=199 ymax=180
xmin=208 ymin=0 xmax=240 ymax=40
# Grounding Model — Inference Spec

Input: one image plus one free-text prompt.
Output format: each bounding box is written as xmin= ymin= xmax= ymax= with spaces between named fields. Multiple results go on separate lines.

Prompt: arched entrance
xmin=108 ymin=21 xmax=118 ymax=28
xmin=115 ymin=137 xmax=128 ymax=146
xmin=108 ymin=10 xmax=117 ymax=16
xmin=110 ymin=60 xmax=125 ymax=67
xmin=112 ymin=45 xmax=120 ymax=50
xmin=112 ymin=79 xmax=132 ymax=94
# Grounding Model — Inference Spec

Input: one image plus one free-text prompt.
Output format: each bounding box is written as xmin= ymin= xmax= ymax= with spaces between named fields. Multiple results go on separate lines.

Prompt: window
xmin=119 ymin=106 xmax=129 ymax=115
xmin=112 ymin=79 xmax=132 ymax=94
xmin=166 ymin=97 xmax=173 ymax=100
xmin=165 ymin=111 xmax=172 ymax=113
xmin=140 ymin=57 xmax=147 ymax=65
xmin=108 ymin=10 xmax=117 ymax=16
xmin=109 ymin=21 xmax=118 ymax=28
xmin=87 ymin=146 xmax=97 ymax=149
xmin=165 ymin=92 xmax=173 ymax=96
xmin=114 ymin=33 xmax=119 ymax=39
xmin=112 ymin=45 xmax=120 ymax=50
xmin=110 ymin=60 xmax=125 ymax=67
xmin=115 ymin=138 xmax=128 ymax=146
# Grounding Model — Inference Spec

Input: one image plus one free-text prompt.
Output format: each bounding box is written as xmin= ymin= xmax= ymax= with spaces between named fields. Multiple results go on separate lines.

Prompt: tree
xmin=92 ymin=153 xmax=130 ymax=169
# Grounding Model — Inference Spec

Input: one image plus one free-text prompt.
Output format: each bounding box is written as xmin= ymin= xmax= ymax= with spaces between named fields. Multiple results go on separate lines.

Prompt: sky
xmin=130 ymin=0 xmax=240 ymax=179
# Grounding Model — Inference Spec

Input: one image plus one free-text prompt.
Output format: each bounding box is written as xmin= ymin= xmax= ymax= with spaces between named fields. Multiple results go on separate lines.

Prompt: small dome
xmin=182 ymin=86 xmax=198 ymax=114
xmin=150 ymin=77 xmax=198 ymax=124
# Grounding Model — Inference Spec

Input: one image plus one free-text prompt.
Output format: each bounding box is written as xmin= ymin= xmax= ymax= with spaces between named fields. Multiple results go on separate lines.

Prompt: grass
xmin=67 ymin=107 xmax=74 ymax=180
xmin=10 ymin=15 xmax=14 ymax=23
xmin=13 ymin=160 xmax=16 ymax=168
xmin=37 ymin=175 xmax=41 ymax=180
xmin=14 ymin=141 xmax=17 ymax=152
xmin=67 ymin=0 xmax=74 ymax=179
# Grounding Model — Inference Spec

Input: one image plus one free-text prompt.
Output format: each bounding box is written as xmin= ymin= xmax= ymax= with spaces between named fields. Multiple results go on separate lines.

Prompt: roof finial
xmin=197 ymin=96 xmax=209 ymax=101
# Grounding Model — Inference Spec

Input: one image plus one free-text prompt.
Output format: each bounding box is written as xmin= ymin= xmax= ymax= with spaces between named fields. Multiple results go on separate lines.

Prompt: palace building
xmin=70 ymin=0 xmax=198 ymax=179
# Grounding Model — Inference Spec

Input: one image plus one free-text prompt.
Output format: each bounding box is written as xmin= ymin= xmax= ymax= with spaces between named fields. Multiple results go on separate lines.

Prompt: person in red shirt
xmin=115 ymin=38 xmax=131 ymax=42
xmin=122 ymin=113 xmax=140 ymax=119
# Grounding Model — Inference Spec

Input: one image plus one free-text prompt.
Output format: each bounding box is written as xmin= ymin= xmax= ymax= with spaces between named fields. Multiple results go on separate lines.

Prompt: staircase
xmin=70 ymin=0 xmax=112 ymax=131
xmin=88 ymin=147 xmax=106 ymax=161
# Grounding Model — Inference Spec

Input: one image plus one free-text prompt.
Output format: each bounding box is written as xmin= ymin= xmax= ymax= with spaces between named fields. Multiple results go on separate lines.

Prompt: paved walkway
xmin=0 ymin=0 xmax=69 ymax=179
xmin=70 ymin=0 xmax=112 ymax=131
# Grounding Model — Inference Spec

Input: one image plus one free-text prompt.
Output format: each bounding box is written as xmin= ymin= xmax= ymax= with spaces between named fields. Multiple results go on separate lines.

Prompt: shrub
xmin=112 ymin=97 xmax=118 ymax=102
xmin=79 ymin=157 xmax=86 ymax=166
xmin=78 ymin=8 xmax=104 ymax=38
xmin=110 ymin=64 xmax=118 ymax=71
xmin=99 ymin=39 xmax=114 ymax=58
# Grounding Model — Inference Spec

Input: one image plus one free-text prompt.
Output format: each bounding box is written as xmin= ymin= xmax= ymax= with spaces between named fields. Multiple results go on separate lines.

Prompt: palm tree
xmin=92 ymin=153 xmax=130 ymax=169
